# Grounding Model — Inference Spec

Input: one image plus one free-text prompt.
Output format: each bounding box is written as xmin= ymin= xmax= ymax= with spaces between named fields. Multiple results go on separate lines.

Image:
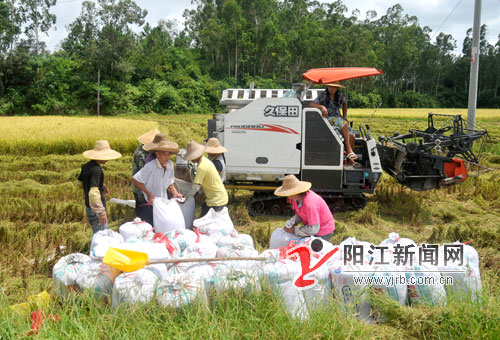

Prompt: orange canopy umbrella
xmin=302 ymin=67 xmax=383 ymax=84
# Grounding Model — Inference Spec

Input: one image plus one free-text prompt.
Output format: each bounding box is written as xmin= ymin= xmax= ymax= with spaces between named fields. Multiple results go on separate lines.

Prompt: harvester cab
xmin=208 ymin=84 xmax=382 ymax=216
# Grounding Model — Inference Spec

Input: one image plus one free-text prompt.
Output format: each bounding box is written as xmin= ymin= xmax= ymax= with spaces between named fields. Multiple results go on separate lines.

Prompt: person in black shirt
xmin=78 ymin=140 xmax=121 ymax=233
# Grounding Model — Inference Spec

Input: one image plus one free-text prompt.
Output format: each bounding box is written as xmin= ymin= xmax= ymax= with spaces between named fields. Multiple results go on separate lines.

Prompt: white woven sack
xmin=405 ymin=264 xmax=446 ymax=306
xmin=260 ymin=260 xmax=308 ymax=320
xmin=165 ymin=229 xmax=198 ymax=252
xmin=76 ymin=261 xmax=120 ymax=300
xmin=90 ymin=230 xmax=124 ymax=260
xmin=112 ymin=267 xmax=162 ymax=309
xmin=217 ymin=232 xmax=255 ymax=249
xmin=153 ymin=197 xmax=185 ymax=233
xmin=52 ymin=253 xmax=91 ymax=297
xmin=192 ymin=207 xmax=235 ymax=236
xmin=437 ymin=242 xmax=481 ymax=301
xmin=371 ymin=265 xmax=408 ymax=306
xmin=183 ymin=239 xmax=218 ymax=258
xmin=329 ymin=261 xmax=374 ymax=323
xmin=156 ymin=272 xmax=207 ymax=308
xmin=269 ymin=227 xmax=305 ymax=249
xmin=118 ymin=218 xmax=153 ymax=242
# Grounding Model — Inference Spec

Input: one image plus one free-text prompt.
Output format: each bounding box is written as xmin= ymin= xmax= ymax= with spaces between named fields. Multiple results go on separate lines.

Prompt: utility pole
xmin=467 ymin=0 xmax=482 ymax=132
xmin=97 ymin=69 xmax=100 ymax=116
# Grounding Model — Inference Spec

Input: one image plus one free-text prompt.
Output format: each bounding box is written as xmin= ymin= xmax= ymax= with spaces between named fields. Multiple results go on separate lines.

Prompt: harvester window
xmin=238 ymin=90 xmax=244 ymax=99
xmin=260 ymin=90 xmax=267 ymax=98
xmin=250 ymin=90 xmax=255 ymax=99
xmin=272 ymin=90 xmax=278 ymax=98
xmin=304 ymin=111 xmax=342 ymax=166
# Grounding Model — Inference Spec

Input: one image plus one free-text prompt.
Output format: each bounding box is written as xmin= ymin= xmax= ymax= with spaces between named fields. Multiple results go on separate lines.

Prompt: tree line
xmin=1 ymin=0 xmax=499 ymax=115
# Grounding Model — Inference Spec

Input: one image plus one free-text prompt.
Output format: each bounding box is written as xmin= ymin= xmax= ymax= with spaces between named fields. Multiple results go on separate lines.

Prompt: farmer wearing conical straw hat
xmin=184 ymin=140 xmax=228 ymax=218
xmin=131 ymin=139 xmax=183 ymax=227
xmin=78 ymin=140 xmax=122 ymax=234
xmin=274 ymin=175 xmax=335 ymax=242
xmin=132 ymin=129 xmax=161 ymax=214
xmin=205 ymin=137 xmax=228 ymax=183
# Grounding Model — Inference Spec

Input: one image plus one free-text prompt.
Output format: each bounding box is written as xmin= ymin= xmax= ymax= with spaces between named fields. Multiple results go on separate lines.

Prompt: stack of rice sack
xmin=52 ymin=220 xmax=482 ymax=322
xmin=52 ymin=208 xmax=262 ymax=309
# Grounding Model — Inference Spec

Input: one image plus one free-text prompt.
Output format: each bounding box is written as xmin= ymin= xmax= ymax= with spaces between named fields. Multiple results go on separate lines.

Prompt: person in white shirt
xmin=131 ymin=140 xmax=183 ymax=226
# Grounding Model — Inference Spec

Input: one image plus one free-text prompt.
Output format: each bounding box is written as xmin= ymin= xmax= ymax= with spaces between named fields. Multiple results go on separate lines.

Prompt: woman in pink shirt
xmin=274 ymin=175 xmax=335 ymax=241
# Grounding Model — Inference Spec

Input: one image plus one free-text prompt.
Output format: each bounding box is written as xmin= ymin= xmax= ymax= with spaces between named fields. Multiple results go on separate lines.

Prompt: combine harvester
xmin=207 ymin=68 xmax=488 ymax=216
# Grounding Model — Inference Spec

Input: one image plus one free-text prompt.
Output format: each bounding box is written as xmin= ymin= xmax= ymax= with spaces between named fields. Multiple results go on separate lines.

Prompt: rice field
xmin=1 ymin=111 xmax=500 ymax=339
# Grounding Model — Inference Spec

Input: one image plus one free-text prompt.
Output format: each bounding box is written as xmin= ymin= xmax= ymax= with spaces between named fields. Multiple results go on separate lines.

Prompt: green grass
xmin=1 ymin=110 xmax=500 ymax=339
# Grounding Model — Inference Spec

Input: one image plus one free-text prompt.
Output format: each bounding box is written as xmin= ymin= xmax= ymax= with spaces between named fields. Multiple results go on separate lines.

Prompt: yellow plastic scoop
xmin=103 ymin=247 xmax=266 ymax=272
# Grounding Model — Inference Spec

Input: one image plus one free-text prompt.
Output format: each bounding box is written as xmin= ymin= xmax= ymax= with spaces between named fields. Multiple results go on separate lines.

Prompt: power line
xmin=430 ymin=0 xmax=463 ymax=41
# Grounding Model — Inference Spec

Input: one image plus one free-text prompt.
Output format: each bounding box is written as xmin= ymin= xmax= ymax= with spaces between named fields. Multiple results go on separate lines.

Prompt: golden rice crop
xmin=349 ymin=108 xmax=500 ymax=120
xmin=0 ymin=116 xmax=158 ymax=155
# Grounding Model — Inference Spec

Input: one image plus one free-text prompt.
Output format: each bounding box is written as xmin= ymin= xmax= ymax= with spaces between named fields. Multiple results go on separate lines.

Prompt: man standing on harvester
xmin=183 ymin=140 xmax=228 ymax=218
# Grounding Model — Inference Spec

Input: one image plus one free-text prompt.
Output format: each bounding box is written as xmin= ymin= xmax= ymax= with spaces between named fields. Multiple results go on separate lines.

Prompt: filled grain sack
xmin=153 ymin=197 xmax=185 ymax=233
xmin=217 ymin=231 xmax=255 ymax=249
xmin=118 ymin=218 xmax=153 ymax=242
xmin=112 ymin=265 xmax=165 ymax=309
xmin=269 ymin=227 xmax=305 ymax=249
xmin=192 ymin=207 xmax=235 ymax=243
xmin=182 ymin=238 xmax=218 ymax=258
xmin=90 ymin=230 xmax=124 ymax=260
xmin=437 ymin=242 xmax=481 ymax=301
xmin=165 ymin=229 xmax=198 ymax=253
xmin=370 ymin=264 xmax=408 ymax=306
xmin=209 ymin=264 xmax=261 ymax=296
xmin=76 ymin=261 xmax=121 ymax=301
xmin=156 ymin=271 xmax=207 ymax=309
xmin=405 ymin=264 xmax=446 ymax=306
xmin=52 ymin=253 xmax=91 ymax=297
xmin=329 ymin=261 xmax=374 ymax=323
xmin=152 ymin=232 xmax=182 ymax=257
xmin=260 ymin=259 xmax=308 ymax=320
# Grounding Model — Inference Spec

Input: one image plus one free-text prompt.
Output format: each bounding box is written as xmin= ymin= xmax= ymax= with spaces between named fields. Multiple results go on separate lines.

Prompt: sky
xmin=41 ymin=0 xmax=500 ymax=54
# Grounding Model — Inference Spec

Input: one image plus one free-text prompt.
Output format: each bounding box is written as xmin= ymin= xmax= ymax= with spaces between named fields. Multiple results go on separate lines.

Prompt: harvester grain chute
xmin=205 ymin=68 xmax=489 ymax=216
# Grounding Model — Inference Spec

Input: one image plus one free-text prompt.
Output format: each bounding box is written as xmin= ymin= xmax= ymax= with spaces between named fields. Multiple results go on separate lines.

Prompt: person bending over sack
xmin=184 ymin=140 xmax=228 ymax=218
xmin=274 ymin=175 xmax=335 ymax=242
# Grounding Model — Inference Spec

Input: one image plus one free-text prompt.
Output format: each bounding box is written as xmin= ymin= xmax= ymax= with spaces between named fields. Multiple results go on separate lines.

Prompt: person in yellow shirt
xmin=183 ymin=140 xmax=228 ymax=217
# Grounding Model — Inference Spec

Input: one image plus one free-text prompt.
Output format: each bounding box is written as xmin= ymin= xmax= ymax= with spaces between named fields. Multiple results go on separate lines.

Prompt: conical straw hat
xmin=137 ymin=128 xmax=160 ymax=145
xmin=143 ymin=133 xmax=167 ymax=152
xmin=148 ymin=140 xmax=179 ymax=154
xmin=274 ymin=175 xmax=311 ymax=197
xmin=205 ymin=137 xmax=228 ymax=153
xmin=183 ymin=140 xmax=207 ymax=161
xmin=325 ymin=81 xmax=346 ymax=88
xmin=83 ymin=140 xmax=122 ymax=160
